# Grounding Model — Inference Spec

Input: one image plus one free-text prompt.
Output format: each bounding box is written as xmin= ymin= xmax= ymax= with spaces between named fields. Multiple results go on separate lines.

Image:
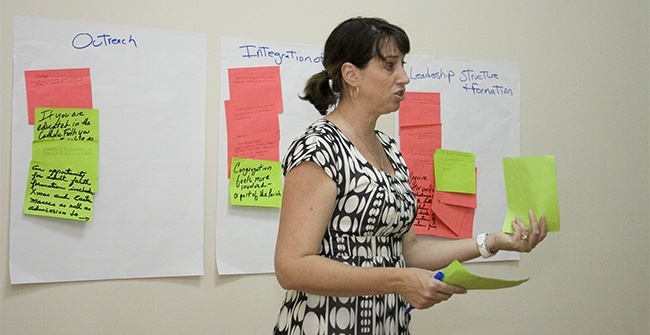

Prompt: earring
xmin=351 ymin=86 xmax=360 ymax=99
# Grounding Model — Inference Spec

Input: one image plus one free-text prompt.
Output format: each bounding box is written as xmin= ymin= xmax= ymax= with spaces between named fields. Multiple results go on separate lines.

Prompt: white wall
xmin=1 ymin=1 xmax=648 ymax=334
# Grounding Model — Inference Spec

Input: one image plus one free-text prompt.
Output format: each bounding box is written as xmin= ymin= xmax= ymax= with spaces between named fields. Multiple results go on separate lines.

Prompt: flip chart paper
xmin=229 ymin=158 xmax=282 ymax=208
xmin=433 ymin=149 xmax=476 ymax=194
xmin=396 ymin=56 xmax=520 ymax=261
xmin=218 ymin=37 xmax=326 ymax=274
xmin=24 ymin=68 xmax=93 ymax=125
xmin=441 ymin=260 xmax=529 ymax=290
xmin=24 ymin=160 xmax=95 ymax=222
xmin=11 ymin=16 xmax=206 ymax=283
xmin=502 ymin=156 xmax=560 ymax=233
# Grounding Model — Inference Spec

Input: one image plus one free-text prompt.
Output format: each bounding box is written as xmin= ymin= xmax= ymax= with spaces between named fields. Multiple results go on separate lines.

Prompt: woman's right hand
xmin=399 ymin=268 xmax=467 ymax=310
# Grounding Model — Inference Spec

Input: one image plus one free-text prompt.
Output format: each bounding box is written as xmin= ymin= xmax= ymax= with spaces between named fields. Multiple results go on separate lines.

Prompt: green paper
xmin=229 ymin=157 xmax=283 ymax=208
xmin=24 ymin=160 xmax=95 ymax=222
xmin=501 ymin=156 xmax=560 ymax=233
xmin=33 ymin=108 xmax=99 ymax=141
xmin=32 ymin=140 xmax=99 ymax=190
xmin=24 ymin=107 xmax=100 ymax=222
xmin=441 ymin=260 xmax=529 ymax=290
xmin=433 ymin=149 xmax=476 ymax=194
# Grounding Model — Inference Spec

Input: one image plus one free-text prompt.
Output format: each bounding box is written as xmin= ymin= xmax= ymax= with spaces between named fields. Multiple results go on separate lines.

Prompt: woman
xmin=273 ymin=17 xmax=547 ymax=334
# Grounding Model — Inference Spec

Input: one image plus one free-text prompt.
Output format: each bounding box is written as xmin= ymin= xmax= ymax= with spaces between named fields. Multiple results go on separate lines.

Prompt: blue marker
xmin=405 ymin=271 xmax=444 ymax=314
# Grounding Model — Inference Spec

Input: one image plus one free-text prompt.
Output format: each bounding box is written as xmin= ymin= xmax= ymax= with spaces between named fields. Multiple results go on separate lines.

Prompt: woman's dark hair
xmin=301 ymin=17 xmax=410 ymax=115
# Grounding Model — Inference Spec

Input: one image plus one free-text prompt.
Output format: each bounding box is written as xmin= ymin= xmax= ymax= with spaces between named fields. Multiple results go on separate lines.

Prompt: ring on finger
xmin=521 ymin=234 xmax=529 ymax=241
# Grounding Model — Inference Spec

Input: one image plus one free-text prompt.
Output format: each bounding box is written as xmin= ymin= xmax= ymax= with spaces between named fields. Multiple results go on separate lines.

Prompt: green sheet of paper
xmin=229 ymin=157 xmax=282 ymax=208
xmin=24 ymin=107 xmax=99 ymax=222
xmin=34 ymin=108 xmax=99 ymax=141
xmin=433 ymin=149 xmax=476 ymax=194
xmin=24 ymin=160 xmax=95 ymax=222
xmin=32 ymin=140 xmax=99 ymax=190
xmin=501 ymin=156 xmax=560 ymax=233
xmin=441 ymin=260 xmax=529 ymax=290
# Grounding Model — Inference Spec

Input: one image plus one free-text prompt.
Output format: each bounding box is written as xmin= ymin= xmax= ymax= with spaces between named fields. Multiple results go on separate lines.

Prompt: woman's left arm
xmin=403 ymin=210 xmax=548 ymax=270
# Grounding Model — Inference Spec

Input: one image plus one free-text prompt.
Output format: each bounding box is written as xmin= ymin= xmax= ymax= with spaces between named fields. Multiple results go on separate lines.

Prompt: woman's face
xmin=356 ymin=43 xmax=410 ymax=115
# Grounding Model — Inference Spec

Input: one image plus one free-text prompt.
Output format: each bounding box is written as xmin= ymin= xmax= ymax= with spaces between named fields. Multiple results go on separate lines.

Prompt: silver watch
xmin=476 ymin=233 xmax=496 ymax=258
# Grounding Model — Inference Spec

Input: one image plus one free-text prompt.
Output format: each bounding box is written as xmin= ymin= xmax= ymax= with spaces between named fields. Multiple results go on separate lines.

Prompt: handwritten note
xmin=34 ymin=107 xmax=99 ymax=141
xmin=224 ymin=100 xmax=280 ymax=176
xmin=398 ymin=92 xmax=440 ymax=126
xmin=24 ymin=68 xmax=93 ymax=125
xmin=403 ymin=152 xmax=436 ymax=232
xmin=33 ymin=107 xmax=99 ymax=189
xmin=225 ymin=66 xmax=283 ymax=178
xmin=24 ymin=107 xmax=100 ymax=221
xmin=407 ymin=66 xmax=515 ymax=97
xmin=502 ymin=156 xmax=560 ymax=233
xmin=237 ymin=43 xmax=324 ymax=66
xmin=24 ymin=160 xmax=95 ymax=222
xmin=32 ymin=141 xmax=99 ymax=189
xmin=227 ymin=66 xmax=283 ymax=112
xmin=433 ymin=149 xmax=476 ymax=194
xmin=229 ymin=158 xmax=282 ymax=208
xmin=399 ymin=124 xmax=441 ymax=236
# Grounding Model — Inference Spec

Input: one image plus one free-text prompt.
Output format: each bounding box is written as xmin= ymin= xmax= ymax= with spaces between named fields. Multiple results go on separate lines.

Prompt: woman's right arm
xmin=274 ymin=161 xmax=465 ymax=307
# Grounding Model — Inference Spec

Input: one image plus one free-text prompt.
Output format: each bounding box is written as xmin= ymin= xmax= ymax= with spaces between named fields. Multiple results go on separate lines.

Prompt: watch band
xmin=476 ymin=233 xmax=496 ymax=258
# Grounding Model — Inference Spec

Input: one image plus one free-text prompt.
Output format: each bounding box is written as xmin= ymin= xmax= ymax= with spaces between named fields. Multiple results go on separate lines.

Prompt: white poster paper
xmin=10 ymin=16 xmax=206 ymax=284
xmin=400 ymin=56 xmax=521 ymax=262
xmin=217 ymin=37 xmax=324 ymax=274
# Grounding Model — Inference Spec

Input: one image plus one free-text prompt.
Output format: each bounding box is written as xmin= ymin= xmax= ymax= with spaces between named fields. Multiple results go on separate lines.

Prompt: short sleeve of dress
xmin=282 ymin=120 xmax=340 ymax=182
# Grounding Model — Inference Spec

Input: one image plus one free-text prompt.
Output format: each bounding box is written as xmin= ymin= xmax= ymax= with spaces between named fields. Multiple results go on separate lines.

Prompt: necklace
xmin=339 ymin=111 xmax=385 ymax=172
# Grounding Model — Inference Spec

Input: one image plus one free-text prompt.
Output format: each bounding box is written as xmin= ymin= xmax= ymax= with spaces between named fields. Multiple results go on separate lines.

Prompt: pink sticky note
xmin=402 ymin=152 xmax=436 ymax=235
xmin=24 ymin=68 xmax=93 ymax=125
xmin=228 ymin=66 xmax=283 ymax=114
xmin=224 ymin=99 xmax=281 ymax=177
xmin=430 ymin=191 xmax=475 ymax=239
xmin=398 ymin=92 xmax=440 ymax=127
xmin=399 ymin=124 xmax=442 ymax=157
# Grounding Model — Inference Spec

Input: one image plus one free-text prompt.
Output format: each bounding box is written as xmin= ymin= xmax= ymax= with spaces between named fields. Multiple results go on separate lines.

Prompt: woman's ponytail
xmin=300 ymin=70 xmax=338 ymax=116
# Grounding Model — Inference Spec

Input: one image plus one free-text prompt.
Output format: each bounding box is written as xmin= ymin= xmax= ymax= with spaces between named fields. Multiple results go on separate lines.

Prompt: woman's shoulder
xmin=304 ymin=118 xmax=337 ymax=135
xmin=292 ymin=119 xmax=341 ymax=144
xmin=283 ymin=118 xmax=343 ymax=178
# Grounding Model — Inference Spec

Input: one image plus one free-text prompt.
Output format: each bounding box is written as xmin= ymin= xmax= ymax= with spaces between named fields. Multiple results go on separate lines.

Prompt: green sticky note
xmin=33 ymin=108 xmax=99 ymax=141
xmin=24 ymin=160 xmax=95 ymax=222
xmin=229 ymin=157 xmax=283 ymax=208
xmin=502 ymin=156 xmax=560 ymax=233
xmin=32 ymin=140 xmax=99 ymax=190
xmin=433 ymin=149 xmax=476 ymax=194
xmin=441 ymin=260 xmax=529 ymax=290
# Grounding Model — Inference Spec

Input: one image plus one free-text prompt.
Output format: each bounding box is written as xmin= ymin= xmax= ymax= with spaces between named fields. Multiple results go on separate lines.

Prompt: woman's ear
xmin=340 ymin=62 xmax=359 ymax=87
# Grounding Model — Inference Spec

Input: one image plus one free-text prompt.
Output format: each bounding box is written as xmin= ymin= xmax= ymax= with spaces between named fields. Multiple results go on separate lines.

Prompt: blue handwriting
xmin=239 ymin=45 xmax=323 ymax=65
xmin=409 ymin=66 xmax=455 ymax=83
xmin=72 ymin=33 xmax=138 ymax=49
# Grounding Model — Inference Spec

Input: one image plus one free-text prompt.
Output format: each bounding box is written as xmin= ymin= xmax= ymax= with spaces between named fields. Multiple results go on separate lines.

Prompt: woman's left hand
xmin=491 ymin=210 xmax=548 ymax=253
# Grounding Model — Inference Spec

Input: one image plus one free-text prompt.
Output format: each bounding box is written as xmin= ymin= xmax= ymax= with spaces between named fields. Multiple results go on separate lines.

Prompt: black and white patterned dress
xmin=274 ymin=119 xmax=417 ymax=335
